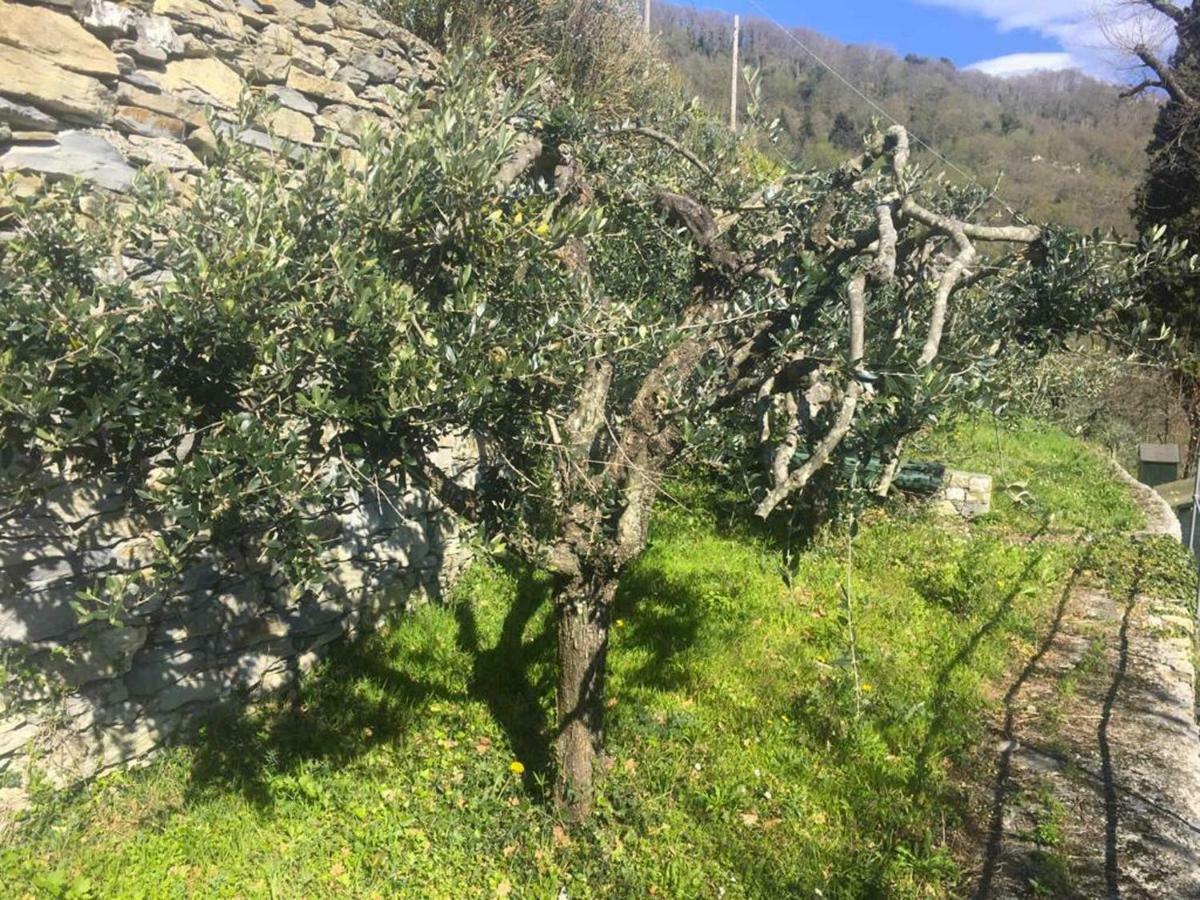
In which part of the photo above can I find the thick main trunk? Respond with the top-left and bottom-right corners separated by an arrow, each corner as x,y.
553,577 -> 614,822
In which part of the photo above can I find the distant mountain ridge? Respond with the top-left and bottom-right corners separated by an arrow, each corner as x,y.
654,3 -> 1158,234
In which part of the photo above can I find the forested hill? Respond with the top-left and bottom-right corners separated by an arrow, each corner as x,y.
654,3 -> 1160,234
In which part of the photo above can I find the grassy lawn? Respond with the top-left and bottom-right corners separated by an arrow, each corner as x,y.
1,419 -> 1189,899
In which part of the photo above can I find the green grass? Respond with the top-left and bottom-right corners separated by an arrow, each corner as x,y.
0,419 -> 1190,899
910,416 -> 1145,535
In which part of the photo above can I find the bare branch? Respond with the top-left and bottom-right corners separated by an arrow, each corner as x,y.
754,382 -> 864,518
901,198 -> 1041,243
1121,78 -> 1167,98
873,202 -> 899,279
847,272 -> 867,366
884,125 -> 910,182
563,360 -> 614,470
874,442 -> 904,497
1134,43 -> 1196,106
497,136 -> 545,187
601,125 -> 715,180
919,229 -> 975,366
1144,0 -> 1187,24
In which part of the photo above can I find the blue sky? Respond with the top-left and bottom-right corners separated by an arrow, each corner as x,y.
676,0 -> 1173,79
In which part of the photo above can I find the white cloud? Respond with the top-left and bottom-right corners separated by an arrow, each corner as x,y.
915,0 -> 1093,34
915,0 -> 1184,79
966,51 -> 1080,77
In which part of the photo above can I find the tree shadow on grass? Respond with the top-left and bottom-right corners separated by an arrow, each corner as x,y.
971,552 -> 1083,899
910,536 -> 1055,791
452,560 -> 556,797
183,631 -> 459,808
181,530 -> 736,810
183,560 -> 562,808
611,563 -> 709,695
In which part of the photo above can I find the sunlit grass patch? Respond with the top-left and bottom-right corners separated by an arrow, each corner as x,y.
0,421 -> 1175,898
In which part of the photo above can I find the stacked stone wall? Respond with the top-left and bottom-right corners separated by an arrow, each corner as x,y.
0,0 -> 441,205
931,469 -> 993,519
1,473 -> 470,791
0,0 -> 472,805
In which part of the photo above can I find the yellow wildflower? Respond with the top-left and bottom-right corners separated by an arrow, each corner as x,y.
509,761 -> 525,775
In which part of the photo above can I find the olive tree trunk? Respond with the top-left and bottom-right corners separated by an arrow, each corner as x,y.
553,576 -> 615,822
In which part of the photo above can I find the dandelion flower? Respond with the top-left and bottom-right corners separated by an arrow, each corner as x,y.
509,761 -> 525,775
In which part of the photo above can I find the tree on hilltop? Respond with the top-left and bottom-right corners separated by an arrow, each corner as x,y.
1109,0 -> 1200,468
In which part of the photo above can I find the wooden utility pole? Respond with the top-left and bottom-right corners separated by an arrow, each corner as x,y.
643,0 -> 650,35
730,15 -> 740,132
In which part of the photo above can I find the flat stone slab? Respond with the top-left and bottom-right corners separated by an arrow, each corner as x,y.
0,129 -> 136,191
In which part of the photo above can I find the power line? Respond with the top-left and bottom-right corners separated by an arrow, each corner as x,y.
740,0 -> 1034,225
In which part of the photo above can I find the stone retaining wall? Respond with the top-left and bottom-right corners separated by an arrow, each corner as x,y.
930,468 -> 992,519
0,0 -> 475,804
0,0 -> 441,206
0,469 -> 471,793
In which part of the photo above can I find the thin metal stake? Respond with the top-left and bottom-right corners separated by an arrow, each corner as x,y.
730,15 -> 740,133
1191,445 -> 1200,620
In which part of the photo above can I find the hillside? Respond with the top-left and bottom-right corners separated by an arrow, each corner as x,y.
654,3 -> 1160,234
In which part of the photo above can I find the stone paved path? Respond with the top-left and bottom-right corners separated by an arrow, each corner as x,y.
969,471 -> 1200,899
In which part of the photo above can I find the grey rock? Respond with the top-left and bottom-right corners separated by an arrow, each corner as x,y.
264,84 -> 317,115
115,37 -> 166,66
136,14 -> 185,59
287,595 -> 345,634
42,479 -> 125,524
231,646 -> 292,687
179,33 -> 213,59
155,674 -> 223,712
0,98 -> 59,132
332,65 -> 368,91
178,562 -> 220,594
0,583 -> 81,642
35,625 -> 149,688
0,718 -> 40,758
23,556 -> 78,586
122,71 -> 164,93
349,50 -> 398,84
120,133 -> 203,171
165,600 -> 225,639
76,0 -> 140,38
113,50 -> 140,73
229,126 -> 306,162
125,647 -> 206,695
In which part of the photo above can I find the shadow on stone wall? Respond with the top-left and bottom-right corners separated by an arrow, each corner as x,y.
1,473 -> 468,796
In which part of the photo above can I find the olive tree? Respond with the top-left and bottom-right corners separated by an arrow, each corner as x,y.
433,115 -> 1149,818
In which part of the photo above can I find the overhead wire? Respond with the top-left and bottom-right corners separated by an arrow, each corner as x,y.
734,0 -> 1036,225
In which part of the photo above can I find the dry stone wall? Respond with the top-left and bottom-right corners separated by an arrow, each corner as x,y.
1,471 -> 471,790
930,469 -> 992,519
0,0 -> 441,202
0,0 -> 474,803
